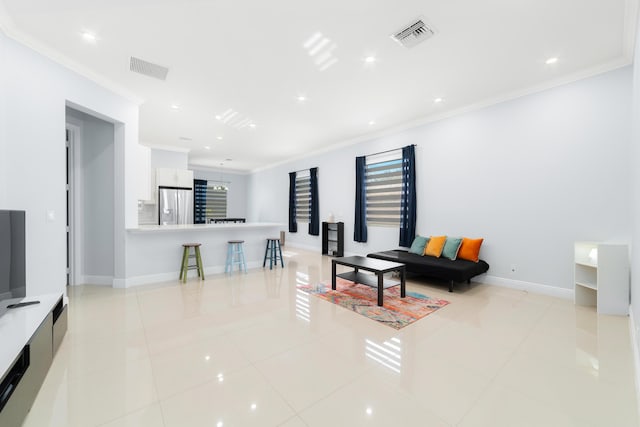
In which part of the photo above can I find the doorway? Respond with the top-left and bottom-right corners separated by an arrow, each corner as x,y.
65,107 -> 116,287
65,124 -> 79,286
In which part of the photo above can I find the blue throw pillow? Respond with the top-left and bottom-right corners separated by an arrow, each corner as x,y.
442,237 -> 463,260
408,236 -> 430,255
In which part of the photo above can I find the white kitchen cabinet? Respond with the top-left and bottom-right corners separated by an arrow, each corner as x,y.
176,169 -> 194,188
574,242 -> 629,315
156,168 -> 194,189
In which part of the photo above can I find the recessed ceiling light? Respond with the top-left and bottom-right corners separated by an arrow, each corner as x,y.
434,97 -> 443,104
204,146 -> 211,150
368,120 -> 376,126
364,56 -> 376,63
81,31 -> 97,43
171,104 -> 180,110
297,95 -> 307,102
249,123 -> 256,128
545,57 -> 558,65
215,115 -> 221,120
216,136 -> 223,140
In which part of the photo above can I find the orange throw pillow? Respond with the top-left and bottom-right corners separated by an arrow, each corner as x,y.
458,238 -> 484,262
424,235 -> 447,257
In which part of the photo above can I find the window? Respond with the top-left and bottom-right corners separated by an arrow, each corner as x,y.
365,152 -> 402,226
295,171 -> 311,223
194,179 -> 228,224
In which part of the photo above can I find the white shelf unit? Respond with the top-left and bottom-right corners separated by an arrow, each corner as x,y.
574,242 -> 629,315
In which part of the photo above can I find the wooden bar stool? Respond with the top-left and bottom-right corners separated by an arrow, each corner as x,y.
180,243 -> 204,283
262,238 -> 284,270
225,240 -> 247,274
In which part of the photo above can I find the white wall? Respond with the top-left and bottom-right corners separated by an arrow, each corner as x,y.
248,66 -> 633,293
0,30 -> 139,296
0,33 -> 6,205
150,148 -> 188,170
66,108 -> 115,282
630,7 -> 640,379
192,168 -> 248,218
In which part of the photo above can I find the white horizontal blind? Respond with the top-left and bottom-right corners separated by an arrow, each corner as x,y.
205,185 -> 227,220
366,151 -> 402,226
296,171 -> 311,223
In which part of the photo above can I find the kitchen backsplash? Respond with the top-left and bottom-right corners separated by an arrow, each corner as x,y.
138,202 -> 157,225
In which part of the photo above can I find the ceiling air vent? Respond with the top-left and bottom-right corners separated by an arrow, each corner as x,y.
390,19 -> 435,48
129,56 -> 169,81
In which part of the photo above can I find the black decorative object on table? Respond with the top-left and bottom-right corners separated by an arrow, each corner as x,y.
6,301 -> 40,309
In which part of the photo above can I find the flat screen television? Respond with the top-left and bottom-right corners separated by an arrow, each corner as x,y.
0,210 -> 26,302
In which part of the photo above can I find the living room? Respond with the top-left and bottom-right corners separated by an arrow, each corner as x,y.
1,1 -> 640,426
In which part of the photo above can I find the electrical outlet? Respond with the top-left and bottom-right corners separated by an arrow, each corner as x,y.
510,265 -> 517,273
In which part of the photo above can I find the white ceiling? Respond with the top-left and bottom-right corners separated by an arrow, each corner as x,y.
1,0 -> 637,172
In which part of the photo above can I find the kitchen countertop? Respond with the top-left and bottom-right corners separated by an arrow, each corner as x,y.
127,222 -> 284,233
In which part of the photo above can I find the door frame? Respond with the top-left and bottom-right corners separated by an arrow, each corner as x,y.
65,122 -> 82,286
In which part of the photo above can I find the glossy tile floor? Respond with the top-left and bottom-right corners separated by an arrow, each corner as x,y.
23,249 -> 639,427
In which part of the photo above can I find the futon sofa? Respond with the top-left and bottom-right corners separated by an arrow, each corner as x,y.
367,250 -> 489,292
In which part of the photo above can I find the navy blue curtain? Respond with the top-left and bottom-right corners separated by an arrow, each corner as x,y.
288,172 -> 298,233
399,145 -> 416,247
193,179 -> 208,224
354,156 -> 368,242
309,167 -> 319,236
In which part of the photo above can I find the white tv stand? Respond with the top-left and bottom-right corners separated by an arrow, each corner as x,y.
0,294 -> 67,426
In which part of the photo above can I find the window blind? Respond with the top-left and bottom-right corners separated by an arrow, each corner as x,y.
205,185 -> 228,220
295,172 -> 311,223
365,154 -> 402,226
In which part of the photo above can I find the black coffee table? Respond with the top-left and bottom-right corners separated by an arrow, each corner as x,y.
331,256 -> 406,306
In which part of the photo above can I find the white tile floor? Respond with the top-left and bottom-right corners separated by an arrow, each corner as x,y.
22,249 -> 639,426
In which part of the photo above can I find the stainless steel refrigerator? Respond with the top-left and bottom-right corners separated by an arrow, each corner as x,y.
158,187 -> 193,225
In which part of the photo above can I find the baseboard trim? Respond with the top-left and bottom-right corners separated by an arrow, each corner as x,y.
76,275 -> 113,286
629,305 -> 640,415
479,274 -> 573,299
284,242 -> 319,253
118,261 -> 265,288
285,242 -> 358,258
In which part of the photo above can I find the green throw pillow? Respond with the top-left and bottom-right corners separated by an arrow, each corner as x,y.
408,236 -> 430,255
442,237 -> 463,260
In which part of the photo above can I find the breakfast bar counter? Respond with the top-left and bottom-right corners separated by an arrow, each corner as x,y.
123,222 -> 285,288
128,222 -> 283,233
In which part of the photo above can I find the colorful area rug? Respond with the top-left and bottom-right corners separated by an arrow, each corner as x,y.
298,278 -> 450,329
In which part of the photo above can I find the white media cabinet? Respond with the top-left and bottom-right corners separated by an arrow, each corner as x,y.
0,294 -> 67,426
574,242 -> 629,315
